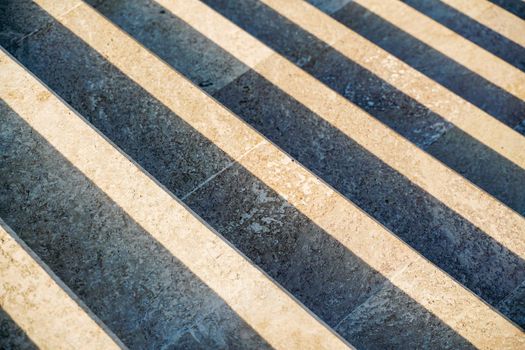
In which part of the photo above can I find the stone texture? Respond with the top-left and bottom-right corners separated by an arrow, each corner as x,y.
488,0 -> 525,19
214,67 -> 525,306
0,101 -> 270,350
0,219 -> 122,349
2,0 -> 525,348
0,308 -> 38,350
1,48 -> 351,350
498,280 -> 525,329
426,127 -> 525,215
85,0 -> 252,94
401,0 -> 525,71
332,0 -> 525,127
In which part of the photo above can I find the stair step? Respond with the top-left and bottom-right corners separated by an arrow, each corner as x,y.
161,0 -> 525,312
464,0 -> 525,46
1,0 -> 523,348
256,0 -> 525,215
0,50 -> 350,349
0,219 -> 124,350
351,0 -> 525,101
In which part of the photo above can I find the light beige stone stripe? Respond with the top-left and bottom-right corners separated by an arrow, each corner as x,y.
352,0 -> 525,100
29,1 -> 525,347
258,0 -> 525,169
157,0 -> 525,260
0,219 -> 125,350
442,0 -> 525,48
0,48 -> 351,350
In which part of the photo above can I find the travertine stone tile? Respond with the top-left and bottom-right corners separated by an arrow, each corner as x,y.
336,257 -> 525,349
184,153 -> 393,326
488,0 -> 525,19
442,0 -> 525,48
0,4 -> 238,199
260,0 -> 525,176
0,219 -> 124,350
0,51 -> 350,350
351,0 -> 525,100
6,0 -> 524,347
199,0 -> 330,67
214,68 -> 525,305
0,0 -> 78,48
305,0 -> 352,14
85,0 -> 254,94
332,1 -> 525,127
427,127 -> 525,214
399,0 -> 525,72
498,280 -> 525,328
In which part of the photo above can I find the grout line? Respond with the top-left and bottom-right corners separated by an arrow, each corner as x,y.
180,141 -> 267,201
332,259 -> 413,330
8,2 -> 82,49
497,278 -> 525,308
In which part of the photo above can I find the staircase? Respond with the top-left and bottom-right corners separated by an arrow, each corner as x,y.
1,0 -> 524,349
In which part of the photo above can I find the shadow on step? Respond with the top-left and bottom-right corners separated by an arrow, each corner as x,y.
0,307 -> 38,350
1,0 -> 522,337
0,95 -> 473,350
0,100 -> 272,350
0,7 -> 478,350
399,0 -> 525,72
67,0 -> 525,323
327,1 -> 525,129
202,0 -> 525,216
487,0 -> 525,19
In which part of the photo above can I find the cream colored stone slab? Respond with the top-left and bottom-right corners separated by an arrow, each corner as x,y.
240,144 -> 525,348
388,257 -> 525,349
0,219 -> 125,350
352,0 -> 525,100
259,0 -> 525,170
237,0 -> 525,260
336,256 -> 525,349
0,50 -> 351,350
443,0 -> 525,48
26,1 -> 525,346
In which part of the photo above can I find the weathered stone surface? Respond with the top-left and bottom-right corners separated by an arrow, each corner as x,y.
2,0 -> 525,348
0,101 -> 271,350
0,5 -> 233,199
426,127 -> 525,215
0,219 -> 123,349
85,0 -> 251,94
332,1 -> 525,127
1,51 -> 354,349
498,280 -> 525,329
400,0 -> 525,71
